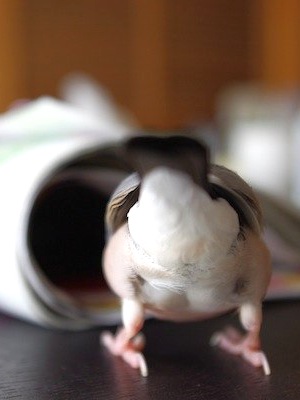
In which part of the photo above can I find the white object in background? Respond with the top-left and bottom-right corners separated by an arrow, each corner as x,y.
228,120 -> 291,198
0,96 -> 132,139
60,72 -> 139,133
291,114 -> 300,207
218,85 -> 297,200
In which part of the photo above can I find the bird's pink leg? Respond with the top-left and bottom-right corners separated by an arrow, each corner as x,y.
100,299 -> 148,376
210,303 -> 271,375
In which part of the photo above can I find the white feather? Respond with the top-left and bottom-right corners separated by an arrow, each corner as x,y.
128,167 -> 239,270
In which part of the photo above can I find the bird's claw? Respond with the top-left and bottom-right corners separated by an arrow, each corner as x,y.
100,330 -> 148,377
210,327 -> 271,375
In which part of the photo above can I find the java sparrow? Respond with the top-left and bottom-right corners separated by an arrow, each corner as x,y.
101,135 -> 271,377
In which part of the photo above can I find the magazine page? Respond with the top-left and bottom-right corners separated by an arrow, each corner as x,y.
262,193 -> 300,300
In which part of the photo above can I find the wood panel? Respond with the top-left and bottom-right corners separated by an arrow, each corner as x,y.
0,1 -> 27,110
24,0 -> 252,128
166,0 -> 252,125
250,0 -> 300,89
129,0 -> 169,128
26,0 -> 133,109
4,1 -> 293,126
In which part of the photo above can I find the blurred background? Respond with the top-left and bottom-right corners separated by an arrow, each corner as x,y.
1,0 -> 300,204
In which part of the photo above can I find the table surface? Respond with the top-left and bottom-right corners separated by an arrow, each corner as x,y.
0,300 -> 299,400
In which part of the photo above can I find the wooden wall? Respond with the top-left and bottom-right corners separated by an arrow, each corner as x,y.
0,1 -> 299,128
251,0 -> 300,89
0,1 -> 27,108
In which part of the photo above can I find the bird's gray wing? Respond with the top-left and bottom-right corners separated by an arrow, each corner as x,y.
105,172 -> 140,235
209,164 -> 263,234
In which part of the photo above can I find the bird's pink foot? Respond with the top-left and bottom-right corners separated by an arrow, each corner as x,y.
210,326 -> 270,375
101,328 -> 148,377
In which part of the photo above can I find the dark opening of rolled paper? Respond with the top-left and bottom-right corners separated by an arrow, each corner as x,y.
26,165 -> 129,325
29,181 -> 106,287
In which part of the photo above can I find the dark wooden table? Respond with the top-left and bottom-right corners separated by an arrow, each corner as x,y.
0,300 -> 299,399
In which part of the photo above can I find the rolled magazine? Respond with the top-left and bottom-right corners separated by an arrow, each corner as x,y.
0,97 -> 133,329
261,193 -> 300,300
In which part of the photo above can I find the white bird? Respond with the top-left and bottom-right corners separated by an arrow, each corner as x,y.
101,135 -> 271,377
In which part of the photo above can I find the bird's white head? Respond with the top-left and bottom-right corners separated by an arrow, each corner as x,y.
127,167 -> 239,267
